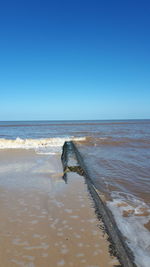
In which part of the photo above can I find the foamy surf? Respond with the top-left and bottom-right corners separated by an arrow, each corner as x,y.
0,137 -> 86,154
107,192 -> 150,267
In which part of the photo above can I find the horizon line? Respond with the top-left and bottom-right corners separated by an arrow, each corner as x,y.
0,118 -> 150,122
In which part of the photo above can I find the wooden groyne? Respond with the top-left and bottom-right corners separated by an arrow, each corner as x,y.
61,141 -> 137,267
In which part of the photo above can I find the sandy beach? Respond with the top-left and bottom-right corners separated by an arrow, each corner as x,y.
0,149 -> 119,267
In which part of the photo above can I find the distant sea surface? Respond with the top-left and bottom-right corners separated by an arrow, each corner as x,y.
0,120 -> 150,267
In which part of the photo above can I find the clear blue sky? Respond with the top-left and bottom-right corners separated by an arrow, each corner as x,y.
0,0 -> 150,120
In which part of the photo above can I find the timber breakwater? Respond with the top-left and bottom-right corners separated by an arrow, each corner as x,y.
61,141 -> 137,267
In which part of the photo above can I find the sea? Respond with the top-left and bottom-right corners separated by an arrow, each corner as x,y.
0,120 -> 150,267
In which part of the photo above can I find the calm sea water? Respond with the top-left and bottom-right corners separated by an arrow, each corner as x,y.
0,120 -> 150,266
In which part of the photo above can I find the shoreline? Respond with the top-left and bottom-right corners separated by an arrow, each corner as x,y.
0,149 -> 119,266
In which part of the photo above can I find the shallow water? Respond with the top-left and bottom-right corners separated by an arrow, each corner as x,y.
0,120 -> 150,266
0,150 -> 118,267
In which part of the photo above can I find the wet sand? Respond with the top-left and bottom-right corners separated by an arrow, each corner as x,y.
0,150 -> 119,267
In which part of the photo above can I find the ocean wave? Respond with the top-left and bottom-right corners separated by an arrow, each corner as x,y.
0,137 -> 86,151
107,192 -> 150,267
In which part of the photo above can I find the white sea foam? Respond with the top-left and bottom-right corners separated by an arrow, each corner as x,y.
107,192 -> 150,267
0,136 -> 86,154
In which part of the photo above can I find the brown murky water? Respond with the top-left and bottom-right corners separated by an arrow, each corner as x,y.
0,150 -> 119,267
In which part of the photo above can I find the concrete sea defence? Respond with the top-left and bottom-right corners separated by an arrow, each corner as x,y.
61,141 -> 137,267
